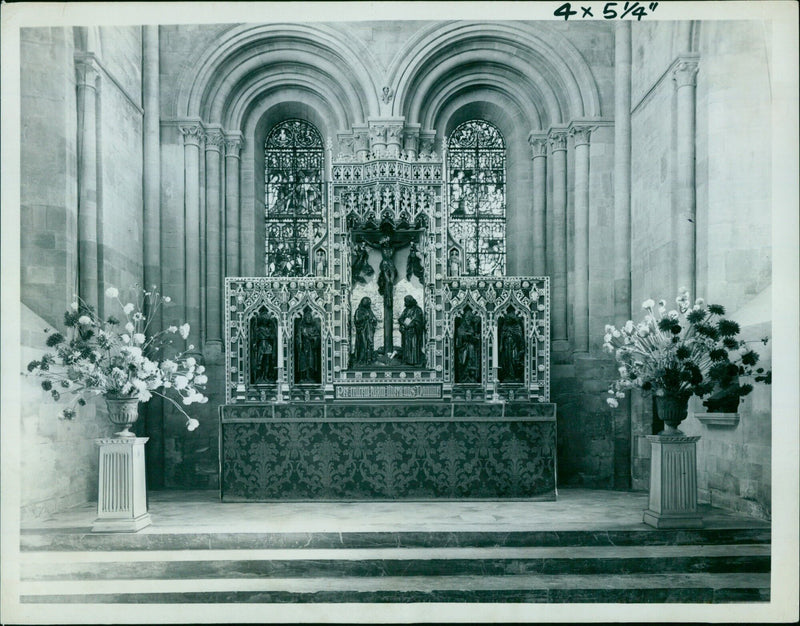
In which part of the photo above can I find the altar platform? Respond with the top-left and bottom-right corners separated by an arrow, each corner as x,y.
17,489 -> 770,606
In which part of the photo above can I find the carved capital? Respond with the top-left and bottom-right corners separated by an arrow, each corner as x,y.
527,133 -> 548,159
569,125 -> 592,147
369,124 -> 386,144
224,133 -> 243,159
353,129 -> 369,152
74,53 -> 101,89
548,130 -> 568,153
385,123 -> 403,144
419,130 -> 436,156
178,122 -> 204,147
673,58 -> 699,89
204,128 -> 224,152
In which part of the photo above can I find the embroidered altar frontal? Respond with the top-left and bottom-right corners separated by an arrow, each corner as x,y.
220,402 -> 557,501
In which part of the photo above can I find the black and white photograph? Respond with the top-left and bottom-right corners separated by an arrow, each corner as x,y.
1,1 -> 797,623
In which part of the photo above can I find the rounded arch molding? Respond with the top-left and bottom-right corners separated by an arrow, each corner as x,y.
176,23 -> 383,128
389,21 -> 603,127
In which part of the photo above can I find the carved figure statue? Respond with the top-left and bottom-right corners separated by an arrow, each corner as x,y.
406,242 -> 425,283
351,241 -> 374,285
250,311 -> 277,384
498,309 -> 525,383
295,308 -> 321,384
315,249 -> 327,276
363,235 -> 412,355
448,248 -> 461,277
352,297 -> 377,366
455,309 -> 481,383
398,295 -> 425,367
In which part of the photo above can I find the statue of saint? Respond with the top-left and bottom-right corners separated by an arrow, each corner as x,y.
352,297 -> 377,366
295,308 -> 321,384
448,248 -> 461,277
315,249 -> 327,276
498,309 -> 525,383
398,295 -> 425,367
406,242 -> 425,283
455,309 -> 481,383
351,241 -> 374,285
363,235 -> 410,308
250,311 -> 277,384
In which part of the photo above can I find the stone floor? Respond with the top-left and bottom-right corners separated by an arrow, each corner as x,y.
22,487 -> 769,534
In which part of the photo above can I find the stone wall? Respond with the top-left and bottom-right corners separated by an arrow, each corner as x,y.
629,21 -> 772,508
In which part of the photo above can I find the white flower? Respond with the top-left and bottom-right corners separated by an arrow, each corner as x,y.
624,320 -> 635,333
168,326 -> 178,333
70,301 -> 79,311
602,343 -> 614,354
603,333 -> 612,343
133,333 -> 146,345
161,360 -> 178,374
606,397 -> 619,408
185,357 -> 196,367
125,322 -> 135,333
133,312 -> 145,321
164,296 -> 171,303
196,365 -> 205,374
186,418 -> 200,431
174,375 -> 189,390
668,310 -> 679,320
182,396 -> 192,405
615,392 -> 626,399
123,303 -> 135,315
78,315 -> 92,325
179,323 -> 190,339
141,359 -> 158,374
604,324 -> 614,334
695,298 -> 705,307
194,374 -> 208,385
105,287 -> 119,298
618,366 -> 628,377
642,299 -> 655,310
123,346 -> 143,359
612,330 -> 621,338
122,334 -> 131,344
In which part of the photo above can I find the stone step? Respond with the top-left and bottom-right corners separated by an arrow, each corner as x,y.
20,527 -> 771,552
21,544 -> 770,580
19,572 -> 770,604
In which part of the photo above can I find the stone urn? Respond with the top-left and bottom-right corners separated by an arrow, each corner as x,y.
104,394 -> 140,437
654,394 -> 690,435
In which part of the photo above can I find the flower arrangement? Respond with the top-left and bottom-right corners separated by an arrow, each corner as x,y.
25,286 -> 208,430
603,289 -> 770,411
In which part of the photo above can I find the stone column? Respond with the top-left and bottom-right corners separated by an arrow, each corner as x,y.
75,53 -> 101,311
549,130 -> 568,344
614,22 -> 632,326
179,122 -> 203,353
224,132 -> 243,277
142,27 -> 161,301
673,57 -> 700,298
571,125 -> 592,354
369,124 -> 386,157
353,126 -> 369,161
204,127 -> 224,351
528,133 -> 548,277
419,130 -> 436,158
385,123 -> 403,158
403,124 -> 420,159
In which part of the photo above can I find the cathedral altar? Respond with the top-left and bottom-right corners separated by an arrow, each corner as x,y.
220,133 -> 556,500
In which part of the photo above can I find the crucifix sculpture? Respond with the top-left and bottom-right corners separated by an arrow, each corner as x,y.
361,235 -> 411,356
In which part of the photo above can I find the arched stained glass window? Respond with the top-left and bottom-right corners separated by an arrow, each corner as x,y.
264,119 -> 325,276
447,120 -> 506,276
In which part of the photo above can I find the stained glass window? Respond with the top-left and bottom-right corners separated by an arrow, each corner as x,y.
447,120 -> 506,276
264,120 -> 325,276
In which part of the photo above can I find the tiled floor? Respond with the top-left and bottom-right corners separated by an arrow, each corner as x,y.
23,488 -> 769,534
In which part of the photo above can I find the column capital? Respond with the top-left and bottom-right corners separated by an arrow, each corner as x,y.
672,57 -> 700,89
527,133 -> 548,159
74,52 -> 102,89
178,121 -> 204,147
569,125 -> 593,147
224,131 -> 243,158
548,129 -> 568,153
204,127 -> 225,152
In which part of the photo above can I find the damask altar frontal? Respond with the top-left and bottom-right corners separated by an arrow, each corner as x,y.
220,402 -> 556,501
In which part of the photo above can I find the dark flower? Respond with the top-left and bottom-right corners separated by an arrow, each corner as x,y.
658,318 -> 675,332
671,325 -> 682,335
710,348 -> 728,362
723,337 -> 739,350
741,350 -> 759,366
708,304 -> 726,315
642,381 -> 652,391
64,311 -> 79,327
61,409 -> 76,420
695,323 -> 718,339
27,360 -> 40,372
78,398 -> 86,406
687,309 -> 705,323
739,383 -> 753,396
672,336 -> 679,344
41,380 -> 52,391
45,332 -> 65,347
717,319 -> 740,337
50,390 -> 60,401
676,346 -> 690,360
106,316 -> 120,325
60,380 -> 70,388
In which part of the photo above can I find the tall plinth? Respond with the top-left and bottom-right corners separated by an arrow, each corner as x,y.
92,437 -> 151,532
643,434 -> 703,529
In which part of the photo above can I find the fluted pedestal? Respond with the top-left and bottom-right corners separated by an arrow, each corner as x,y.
92,437 -> 151,532
643,435 -> 703,528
